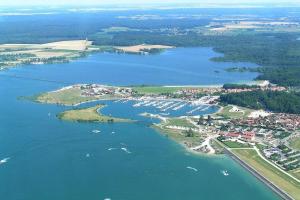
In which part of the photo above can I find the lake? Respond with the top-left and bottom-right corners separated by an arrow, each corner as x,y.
0,48 -> 280,200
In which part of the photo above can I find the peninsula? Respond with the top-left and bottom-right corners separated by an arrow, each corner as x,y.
0,41 -> 174,70
34,82 -> 300,200
58,104 -> 132,123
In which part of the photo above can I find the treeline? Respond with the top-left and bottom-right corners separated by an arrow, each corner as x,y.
94,31 -> 300,87
2,10 -> 300,87
255,67 -> 300,87
0,53 -> 35,62
223,83 -> 259,90
220,90 -> 300,114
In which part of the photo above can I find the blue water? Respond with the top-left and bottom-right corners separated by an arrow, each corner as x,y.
0,48 -> 280,200
3,47 -> 258,86
99,100 -> 219,121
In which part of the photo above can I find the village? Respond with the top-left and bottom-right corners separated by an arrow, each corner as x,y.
37,82 -> 300,175
212,112 -> 300,172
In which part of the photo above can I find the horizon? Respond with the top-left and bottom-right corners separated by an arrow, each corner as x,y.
1,0 -> 300,7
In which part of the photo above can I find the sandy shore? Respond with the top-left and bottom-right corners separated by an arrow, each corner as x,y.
115,44 -> 174,53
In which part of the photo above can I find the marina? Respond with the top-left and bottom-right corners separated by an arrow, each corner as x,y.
0,47 -> 278,200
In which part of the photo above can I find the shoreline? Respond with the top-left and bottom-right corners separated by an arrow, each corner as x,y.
225,149 -> 294,200
152,123 -> 222,157
57,104 -> 133,123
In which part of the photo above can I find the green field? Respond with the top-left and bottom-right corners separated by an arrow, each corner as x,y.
132,86 -> 184,94
216,105 -> 253,119
154,117 -> 203,148
232,149 -> 300,200
36,88 -> 99,106
166,118 -> 197,128
58,104 -> 132,123
154,125 -> 203,148
290,137 -> 300,150
222,141 -> 250,148
290,169 -> 300,180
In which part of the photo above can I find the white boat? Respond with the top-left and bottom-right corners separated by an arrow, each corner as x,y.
160,113 -> 170,116
221,170 -> 229,176
133,102 -> 142,107
201,105 -> 211,111
187,105 -> 204,114
144,101 -> 156,106
154,101 -> 166,107
92,129 -> 101,134
173,103 -> 187,111
161,102 -> 181,111
157,101 -> 173,109
137,100 -> 149,107
0,157 -> 10,165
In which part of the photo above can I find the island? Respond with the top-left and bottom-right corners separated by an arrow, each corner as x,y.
114,44 -> 174,54
58,104 -> 132,123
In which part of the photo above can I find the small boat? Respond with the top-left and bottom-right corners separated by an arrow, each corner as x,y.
221,170 -> 229,176
160,113 -> 170,116
92,129 -> 101,134
0,157 -> 10,165
86,153 -> 90,157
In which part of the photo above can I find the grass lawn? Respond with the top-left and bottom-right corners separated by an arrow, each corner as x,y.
289,137 -> 300,150
37,88 -> 98,105
58,104 -> 131,123
132,86 -> 184,94
232,149 -> 300,200
154,117 -> 203,147
222,140 -> 250,148
216,105 -> 253,119
290,168 -> 300,180
166,118 -> 197,128
154,125 -> 203,147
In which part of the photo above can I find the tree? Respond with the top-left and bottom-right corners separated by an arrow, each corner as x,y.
185,128 -> 194,137
197,116 -> 204,125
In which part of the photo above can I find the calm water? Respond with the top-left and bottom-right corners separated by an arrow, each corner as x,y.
2,47 -> 258,85
0,48 -> 280,200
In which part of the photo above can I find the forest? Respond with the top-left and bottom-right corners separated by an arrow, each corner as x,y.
220,90 -> 300,114
1,8 -> 300,87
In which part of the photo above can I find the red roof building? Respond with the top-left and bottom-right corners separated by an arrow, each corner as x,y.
226,132 -> 240,138
242,132 -> 255,141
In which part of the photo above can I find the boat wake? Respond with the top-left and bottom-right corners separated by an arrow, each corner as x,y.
0,157 -> 10,165
121,147 -> 131,154
186,166 -> 198,172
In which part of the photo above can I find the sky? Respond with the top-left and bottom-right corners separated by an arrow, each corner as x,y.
0,0 -> 300,6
